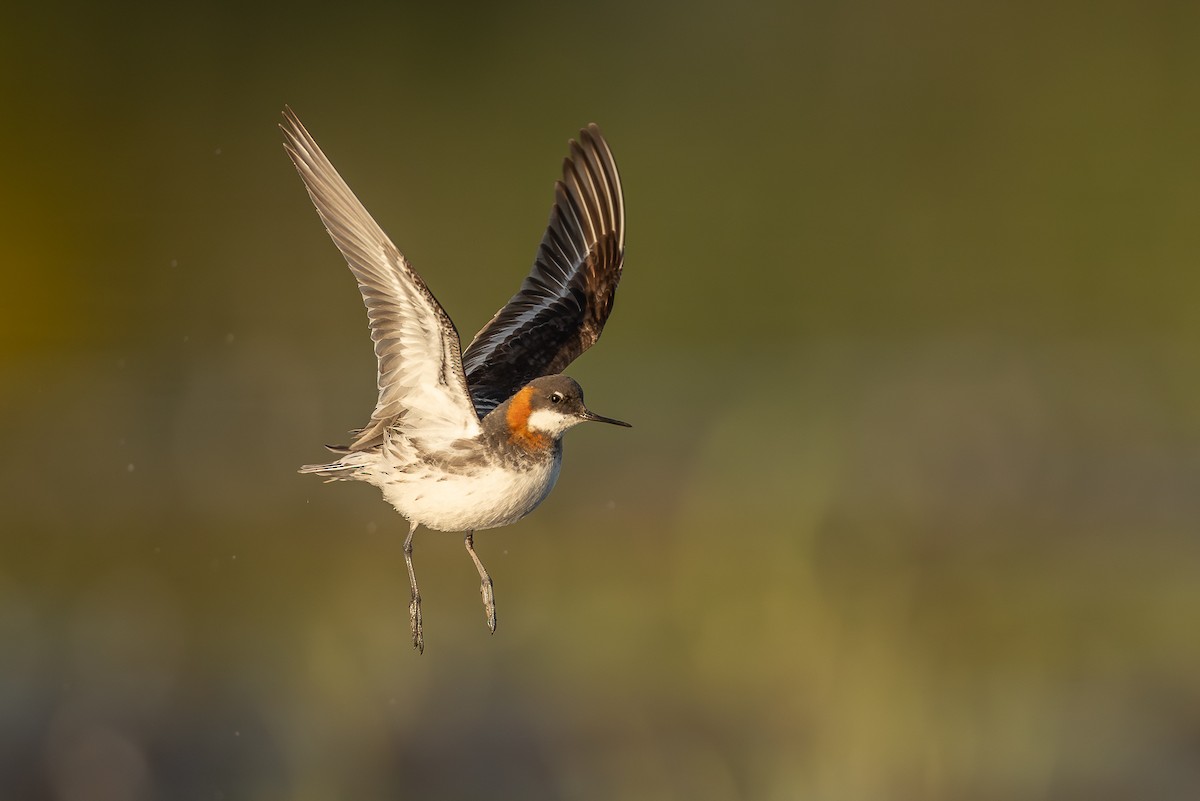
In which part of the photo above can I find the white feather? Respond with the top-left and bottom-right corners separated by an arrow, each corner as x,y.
526,408 -> 580,438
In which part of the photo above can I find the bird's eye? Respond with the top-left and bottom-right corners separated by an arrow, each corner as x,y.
550,392 -> 563,404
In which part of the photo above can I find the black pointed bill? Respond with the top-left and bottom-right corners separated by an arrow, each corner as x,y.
579,409 -> 632,427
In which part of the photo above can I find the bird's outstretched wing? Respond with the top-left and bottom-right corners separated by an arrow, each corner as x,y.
461,124 -> 625,416
282,107 -> 482,451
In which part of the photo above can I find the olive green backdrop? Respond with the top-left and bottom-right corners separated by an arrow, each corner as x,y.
3,1 -> 1200,799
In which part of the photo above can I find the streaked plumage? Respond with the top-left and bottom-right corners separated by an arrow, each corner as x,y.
282,108 -> 628,652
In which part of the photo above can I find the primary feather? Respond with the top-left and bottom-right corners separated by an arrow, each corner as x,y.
281,107 -> 482,452
462,124 -> 625,416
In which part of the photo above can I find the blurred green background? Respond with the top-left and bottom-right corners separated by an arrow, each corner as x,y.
3,0 -> 1200,799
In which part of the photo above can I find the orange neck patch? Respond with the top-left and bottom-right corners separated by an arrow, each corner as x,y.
506,387 -> 552,452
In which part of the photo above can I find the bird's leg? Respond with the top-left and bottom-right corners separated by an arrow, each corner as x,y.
464,531 -> 496,633
403,522 -> 423,654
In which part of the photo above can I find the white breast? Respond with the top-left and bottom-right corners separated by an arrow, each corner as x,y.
378,452 -> 563,532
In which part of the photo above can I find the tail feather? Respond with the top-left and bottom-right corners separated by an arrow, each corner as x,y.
300,433 -> 384,482
298,456 -> 361,481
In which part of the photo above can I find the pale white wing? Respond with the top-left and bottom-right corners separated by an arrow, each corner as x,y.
282,107 -> 481,450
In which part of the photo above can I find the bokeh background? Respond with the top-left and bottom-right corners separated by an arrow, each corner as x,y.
3,1 -> 1200,799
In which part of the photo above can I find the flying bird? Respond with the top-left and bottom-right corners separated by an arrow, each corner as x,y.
282,108 -> 628,652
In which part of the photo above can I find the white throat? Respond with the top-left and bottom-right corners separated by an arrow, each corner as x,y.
526,408 -> 579,438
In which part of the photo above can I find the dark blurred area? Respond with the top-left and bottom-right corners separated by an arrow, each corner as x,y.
3,1 -> 1200,799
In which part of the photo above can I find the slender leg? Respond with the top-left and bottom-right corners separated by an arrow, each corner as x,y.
464,531 -> 496,633
403,521 -> 423,654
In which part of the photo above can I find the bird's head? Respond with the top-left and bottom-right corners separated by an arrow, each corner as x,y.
503,375 -> 630,450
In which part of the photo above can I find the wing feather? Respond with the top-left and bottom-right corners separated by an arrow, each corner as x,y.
461,124 -> 625,415
281,107 -> 481,450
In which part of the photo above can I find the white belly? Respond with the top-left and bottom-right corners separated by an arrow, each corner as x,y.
378,454 -> 562,532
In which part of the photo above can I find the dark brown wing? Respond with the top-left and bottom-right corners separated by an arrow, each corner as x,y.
461,124 -> 625,415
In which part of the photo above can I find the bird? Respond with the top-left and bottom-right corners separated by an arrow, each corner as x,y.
281,107 -> 629,653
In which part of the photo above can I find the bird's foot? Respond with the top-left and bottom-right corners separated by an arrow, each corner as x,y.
480,578 -> 496,634
409,595 -> 424,654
